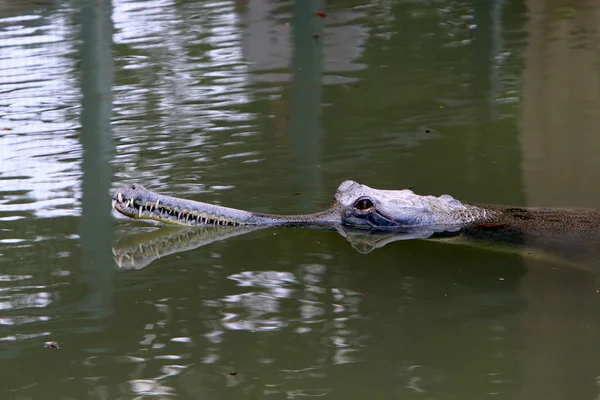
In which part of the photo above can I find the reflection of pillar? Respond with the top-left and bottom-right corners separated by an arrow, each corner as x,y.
290,0 -> 324,204
466,0 -> 511,191
78,0 -> 115,319
473,0 -> 503,118
521,1 -> 600,208
466,0 -> 495,187
518,1 -> 600,399
517,266 -> 598,400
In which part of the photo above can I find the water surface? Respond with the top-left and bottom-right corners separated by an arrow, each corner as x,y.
2,0 -> 600,398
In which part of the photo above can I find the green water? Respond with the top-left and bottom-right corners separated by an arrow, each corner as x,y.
2,0 -> 600,398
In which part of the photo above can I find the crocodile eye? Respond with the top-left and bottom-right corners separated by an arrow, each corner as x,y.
354,197 -> 374,212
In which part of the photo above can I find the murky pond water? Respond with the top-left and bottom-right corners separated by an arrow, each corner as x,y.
3,0 -> 600,398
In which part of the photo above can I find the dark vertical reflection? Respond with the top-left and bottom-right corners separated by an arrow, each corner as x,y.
518,0 -> 600,398
78,0 -> 115,319
472,0 -> 495,118
290,0 -> 324,204
464,0 -> 495,188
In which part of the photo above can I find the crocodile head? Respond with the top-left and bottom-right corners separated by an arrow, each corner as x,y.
112,180 -> 493,230
333,180 -> 491,230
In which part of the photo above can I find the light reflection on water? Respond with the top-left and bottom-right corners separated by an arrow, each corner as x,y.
111,0 -> 263,197
106,247 -> 371,398
0,7 -> 81,217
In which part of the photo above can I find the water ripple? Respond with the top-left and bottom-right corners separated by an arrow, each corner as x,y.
0,0 -> 528,398
0,5 -> 80,219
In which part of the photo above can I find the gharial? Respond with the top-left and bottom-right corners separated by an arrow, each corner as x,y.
111,180 -> 600,265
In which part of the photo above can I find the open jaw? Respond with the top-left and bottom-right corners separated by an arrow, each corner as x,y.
111,184 -> 255,226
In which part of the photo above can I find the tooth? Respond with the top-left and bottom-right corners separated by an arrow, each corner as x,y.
118,193 -> 123,202
178,211 -> 182,220
116,257 -> 123,268
139,244 -> 143,252
138,207 -> 143,218
112,248 -> 117,256
125,199 -> 131,208
155,200 -> 160,209
111,199 -> 117,209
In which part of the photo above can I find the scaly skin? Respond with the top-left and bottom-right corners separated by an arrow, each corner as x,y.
111,181 -> 600,266
111,181 -> 495,231
111,180 -> 600,245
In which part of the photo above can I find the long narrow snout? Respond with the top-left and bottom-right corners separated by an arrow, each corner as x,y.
111,184 -> 341,227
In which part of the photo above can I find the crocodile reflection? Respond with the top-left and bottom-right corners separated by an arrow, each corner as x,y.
113,224 -> 597,271
112,226 -> 439,270
113,226 -> 263,270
